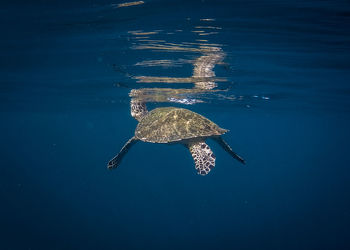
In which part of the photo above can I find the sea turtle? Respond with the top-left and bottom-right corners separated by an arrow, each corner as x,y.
107,105 -> 245,175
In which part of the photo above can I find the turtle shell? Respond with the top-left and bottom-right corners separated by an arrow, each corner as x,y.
135,107 -> 227,143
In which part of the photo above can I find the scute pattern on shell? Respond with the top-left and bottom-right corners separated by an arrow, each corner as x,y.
135,107 -> 227,143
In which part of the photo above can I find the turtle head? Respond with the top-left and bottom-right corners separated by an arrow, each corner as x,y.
130,99 -> 148,121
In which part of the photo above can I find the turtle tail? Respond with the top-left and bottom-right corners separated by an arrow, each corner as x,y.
107,137 -> 138,170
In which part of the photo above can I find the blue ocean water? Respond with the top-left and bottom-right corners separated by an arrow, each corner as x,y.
1,0 -> 350,249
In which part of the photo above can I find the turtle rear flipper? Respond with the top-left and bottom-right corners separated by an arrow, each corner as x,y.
108,137 -> 138,170
213,137 -> 245,165
188,141 -> 216,176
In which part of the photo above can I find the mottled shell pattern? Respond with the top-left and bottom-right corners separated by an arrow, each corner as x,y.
135,107 -> 227,143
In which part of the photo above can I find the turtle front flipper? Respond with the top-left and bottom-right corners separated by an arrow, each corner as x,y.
188,141 -> 216,176
213,137 -> 245,165
107,137 -> 138,170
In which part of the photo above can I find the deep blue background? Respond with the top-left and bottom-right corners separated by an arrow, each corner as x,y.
1,1 -> 350,249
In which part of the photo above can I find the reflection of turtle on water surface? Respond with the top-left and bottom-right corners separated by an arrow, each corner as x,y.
107,104 -> 245,175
